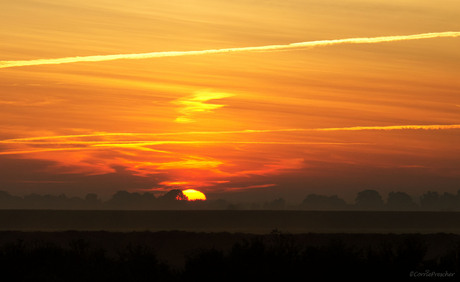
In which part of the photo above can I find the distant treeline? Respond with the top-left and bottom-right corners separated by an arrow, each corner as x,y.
300,190 -> 460,211
1,189 -> 460,210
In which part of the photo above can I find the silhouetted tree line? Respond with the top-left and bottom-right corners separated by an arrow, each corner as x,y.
1,189 -> 460,210
0,231 -> 458,281
0,189 -> 194,210
299,189 -> 460,211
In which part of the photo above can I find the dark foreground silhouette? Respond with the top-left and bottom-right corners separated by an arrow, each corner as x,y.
0,231 -> 458,281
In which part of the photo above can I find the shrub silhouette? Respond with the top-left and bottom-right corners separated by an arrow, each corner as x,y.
0,239 -> 173,282
182,233 -> 457,282
0,232 -> 458,281
183,248 -> 226,281
116,244 -> 172,282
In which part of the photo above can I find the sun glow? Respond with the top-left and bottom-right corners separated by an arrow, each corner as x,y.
182,189 -> 207,201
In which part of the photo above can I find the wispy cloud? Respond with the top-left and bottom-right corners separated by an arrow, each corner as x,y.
311,124 -> 460,131
0,99 -> 62,106
1,123 -> 459,146
1,123 -> 458,188
2,121 -> 457,177
222,183 -> 277,192
0,147 -> 89,156
173,91 -> 234,123
1,32 -> 459,69
233,158 -> 306,177
0,141 -> 362,156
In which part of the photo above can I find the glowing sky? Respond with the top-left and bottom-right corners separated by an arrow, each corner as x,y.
1,0 -> 459,201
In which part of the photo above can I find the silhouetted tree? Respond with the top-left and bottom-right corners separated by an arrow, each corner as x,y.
161,189 -> 187,201
420,191 -> 440,210
301,194 -> 348,210
156,189 -> 188,209
355,190 -> 384,210
420,190 -> 460,211
386,192 -> 418,211
106,191 -> 145,209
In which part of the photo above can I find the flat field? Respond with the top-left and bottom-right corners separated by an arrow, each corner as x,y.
1,210 -> 460,233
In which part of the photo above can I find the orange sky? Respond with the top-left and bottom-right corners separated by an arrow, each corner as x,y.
1,0 -> 459,201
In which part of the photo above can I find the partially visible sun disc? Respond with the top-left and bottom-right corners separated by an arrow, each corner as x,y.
182,189 -> 207,201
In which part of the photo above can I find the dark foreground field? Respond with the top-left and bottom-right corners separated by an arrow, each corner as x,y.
1,211 -> 460,281
0,231 -> 459,281
2,210 -> 460,233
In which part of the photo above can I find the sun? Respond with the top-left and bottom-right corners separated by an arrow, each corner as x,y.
182,189 -> 207,201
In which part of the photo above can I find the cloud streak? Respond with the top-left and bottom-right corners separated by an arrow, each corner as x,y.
0,124 -> 458,156
1,32 -> 459,69
1,124 -> 459,145
174,91 -> 234,123
0,141 -> 363,156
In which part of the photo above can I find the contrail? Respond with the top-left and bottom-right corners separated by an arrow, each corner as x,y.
1,124 -> 459,144
1,31 -> 459,69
